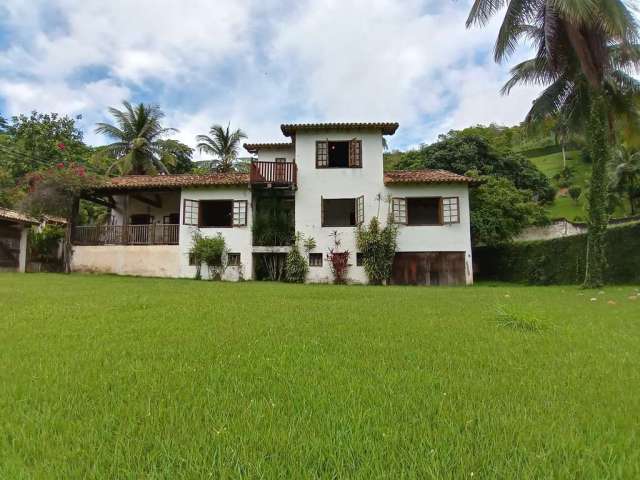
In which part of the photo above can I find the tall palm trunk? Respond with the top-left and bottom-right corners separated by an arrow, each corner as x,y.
583,93 -> 609,288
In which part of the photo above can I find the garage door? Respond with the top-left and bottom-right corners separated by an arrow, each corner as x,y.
392,252 -> 466,286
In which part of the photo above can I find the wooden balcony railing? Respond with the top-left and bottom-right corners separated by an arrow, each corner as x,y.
250,161 -> 297,186
73,224 -> 179,246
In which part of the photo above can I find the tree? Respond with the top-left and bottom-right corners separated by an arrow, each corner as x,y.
467,0 -> 640,287
611,147 -> 640,214
554,115 -> 571,169
470,176 -> 547,246
155,139 -> 194,174
568,186 -> 582,205
356,216 -> 398,285
196,123 -> 247,173
95,102 -> 178,175
396,134 -> 555,202
0,112 -> 90,180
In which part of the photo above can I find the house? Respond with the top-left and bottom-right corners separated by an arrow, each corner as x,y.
71,122 -> 475,285
0,207 -> 38,273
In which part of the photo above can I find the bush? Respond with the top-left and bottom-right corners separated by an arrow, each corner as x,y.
190,232 -> 228,280
568,186 -> 582,203
285,234 -> 308,283
28,225 -> 65,263
474,222 -> 640,284
326,230 -> 350,284
356,217 -> 398,285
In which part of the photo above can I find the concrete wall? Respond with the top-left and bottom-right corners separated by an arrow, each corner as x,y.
178,186 -> 253,281
71,245 -> 181,277
293,129 -> 473,284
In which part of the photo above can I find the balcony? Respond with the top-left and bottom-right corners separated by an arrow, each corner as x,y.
73,224 -> 179,246
250,161 -> 297,188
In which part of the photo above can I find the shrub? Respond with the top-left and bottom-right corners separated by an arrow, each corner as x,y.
285,234 -> 308,283
474,222 -> 640,284
568,186 -> 582,204
28,225 -> 65,263
356,216 -> 398,285
326,230 -> 350,284
190,232 -> 228,280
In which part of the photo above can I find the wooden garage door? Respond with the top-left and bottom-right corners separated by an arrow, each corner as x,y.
392,252 -> 465,286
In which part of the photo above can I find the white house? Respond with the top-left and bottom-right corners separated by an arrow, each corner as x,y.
71,122 -> 475,285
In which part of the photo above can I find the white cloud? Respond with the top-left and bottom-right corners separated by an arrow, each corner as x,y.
0,0 -> 541,151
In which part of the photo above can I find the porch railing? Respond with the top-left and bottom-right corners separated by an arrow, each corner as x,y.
250,161 -> 297,186
73,224 -> 179,246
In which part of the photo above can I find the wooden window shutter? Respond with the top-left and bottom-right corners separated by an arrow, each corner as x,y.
356,195 -> 365,225
183,199 -> 199,226
442,197 -> 460,224
321,196 -> 325,226
348,139 -> 362,168
391,197 -> 407,224
232,200 -> 248,226
316,141 -> 328,168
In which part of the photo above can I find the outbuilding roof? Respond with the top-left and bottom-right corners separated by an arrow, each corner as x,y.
243,142 -> 294,154
384,169 -> 477,185
92,173 -> 249,192
0,207 -> 39,225
281,122 -> 399,137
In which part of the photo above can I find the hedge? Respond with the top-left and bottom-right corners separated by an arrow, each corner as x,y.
474,222 -> 640,285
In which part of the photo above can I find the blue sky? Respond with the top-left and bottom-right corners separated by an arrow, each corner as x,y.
0,0 -> 541,157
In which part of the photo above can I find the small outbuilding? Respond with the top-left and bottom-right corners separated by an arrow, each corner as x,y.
0,208 -> 38,272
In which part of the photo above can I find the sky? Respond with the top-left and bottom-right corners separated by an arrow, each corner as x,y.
0,0 -> 541,157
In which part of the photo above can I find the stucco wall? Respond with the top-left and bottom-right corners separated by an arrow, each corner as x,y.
256,147 -> 295,163
178,186 -> 253,281
71,245 -> 181,277
293,129 -> 473,284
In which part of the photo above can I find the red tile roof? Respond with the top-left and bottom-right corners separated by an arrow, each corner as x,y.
93,173 -> 249,192
281,122 -> 399,136
0,207 -> 39,225
384,169 -> 477,185
243,142 -> 294,154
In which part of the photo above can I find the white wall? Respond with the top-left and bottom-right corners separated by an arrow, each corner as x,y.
385,183 -> 473,284
256,147 -> 295,163
293,128 -> 472,284
72,245 -> 181,277
18,226 -> 28,273
178,186 -> 253,281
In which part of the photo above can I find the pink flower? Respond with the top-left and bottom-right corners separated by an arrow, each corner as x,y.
57,162 -> 64,169
57,142 -> 66,150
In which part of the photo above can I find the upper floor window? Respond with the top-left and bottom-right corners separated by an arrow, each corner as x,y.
392,197 -> 459,225
316,139 -> 362,168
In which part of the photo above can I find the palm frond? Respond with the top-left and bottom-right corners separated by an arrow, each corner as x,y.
466,0 -> 508,28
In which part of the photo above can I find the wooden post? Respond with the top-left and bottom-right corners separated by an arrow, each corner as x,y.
63,196 -> 80,273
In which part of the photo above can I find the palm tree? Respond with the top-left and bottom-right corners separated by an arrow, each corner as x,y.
196,123 -> 247,173
554,115 -> 571,169
467,0 -> 640,287
611,147 -> 640,214
95,102 -> 177,175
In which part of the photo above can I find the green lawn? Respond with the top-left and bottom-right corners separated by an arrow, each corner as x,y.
1,274 -> 639,479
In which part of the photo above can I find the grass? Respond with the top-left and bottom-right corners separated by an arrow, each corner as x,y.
529,149 -> 630,220
1,274 -> 639,478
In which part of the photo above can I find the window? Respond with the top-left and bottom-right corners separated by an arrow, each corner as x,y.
309,253 -> 323,267
316,139 -> 362,168
392,197 -> 460,226
356,252 -> 364,266
183,199 -> 199,226
182,199 -> 247,227
232,200 -> 248,227
163,213 -> 179,224
407,197 -> 440,225
200,200 -> 233,227
322,196 -> 364,227
227,253 -> 241,266
392,198 -> 407,224
130,214 -> 152,225
442,197 -> 460,224
188,253 -> 198,265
